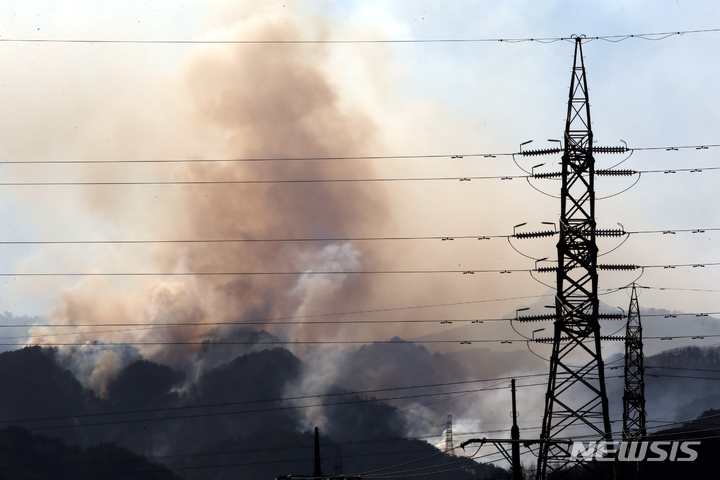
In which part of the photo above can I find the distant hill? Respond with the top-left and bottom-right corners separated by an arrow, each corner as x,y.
0,345 -> 509,479
2,335 -> 720,478
0,426 -> 180,480
603,345 -> 720,424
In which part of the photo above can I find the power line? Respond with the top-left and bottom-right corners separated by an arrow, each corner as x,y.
539,261 -> 720,272
0,152 -> 512,164
630,227 -> 720,235
647,373 -> 720,381
151,293 -> 546,319
0,143 -> 717,165
0,292 -> 552,326
0,380 -> 555,433
3,414 -> 553,480
531,162 -> 720,180
0,175 -> 527,186
11,339 -> 528,347
637,285 -> 720,294
628,143 -> 720,152
0,446 -> 458,479
636,165 -> 720,175
0,409 -> 539,478
47,452 -> 487,480
0,234 -> 507,245
1,225 -> 720,246
5,307 -> 718,332
2,388 -> 702,479
0,316 -> 564,329
642,261 -> 720,269
643,410 -> 720,435
2,159 -> 720,187
0,268 -> 536,276
646,365 -> 720,374
350,447 -> 451,477
6,258 -> 720,276
11,335 -> 713,348
0,372 -> 551,426
357,452 -> 482,479
2,418 -> 548,475
0,28 -> 718,45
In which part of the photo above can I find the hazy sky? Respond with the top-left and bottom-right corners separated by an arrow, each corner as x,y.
0,1 -> 718,360
2,2 -> 720,473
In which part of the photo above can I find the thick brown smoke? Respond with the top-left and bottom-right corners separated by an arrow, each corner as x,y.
28,7 -> 392,391
25,5 -> 526,404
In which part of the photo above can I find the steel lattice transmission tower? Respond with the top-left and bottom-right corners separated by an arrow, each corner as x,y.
536,37 -> 614,479
334,445 -> 344,476
622,284 -> 647,479
445,414 -> 454,454
623,283 -> 646,440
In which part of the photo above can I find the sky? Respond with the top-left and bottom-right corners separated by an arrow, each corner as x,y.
0,0 -> 719,462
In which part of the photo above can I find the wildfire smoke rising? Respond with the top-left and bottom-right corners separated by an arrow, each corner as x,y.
23,6 -> 396,387
17,5 -> 526,430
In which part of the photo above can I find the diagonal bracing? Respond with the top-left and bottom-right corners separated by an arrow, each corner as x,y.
535,36 -> 614,480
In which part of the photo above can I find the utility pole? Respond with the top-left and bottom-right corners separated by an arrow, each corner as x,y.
445,414 -> 454,455
534,36 -> 614,480
622,283 -> 647,479
314,426 -> 322,479
511,379 -> 522,480
276,428 -> 360,480
460,381 -> 571,477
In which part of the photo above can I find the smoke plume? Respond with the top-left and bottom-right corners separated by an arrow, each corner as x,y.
27,5 -> 391,393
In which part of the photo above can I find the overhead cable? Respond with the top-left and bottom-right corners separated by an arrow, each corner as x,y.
0,143 -> 716,165
0,28 -> 718,45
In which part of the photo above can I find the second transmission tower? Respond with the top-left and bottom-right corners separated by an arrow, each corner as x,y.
622,284 -> 646,440
622,283 -> 647,479
445,414 -> 454,454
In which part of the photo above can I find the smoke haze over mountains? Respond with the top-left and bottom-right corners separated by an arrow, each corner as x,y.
2,336 -> 720,477
0,1 -> 719,478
